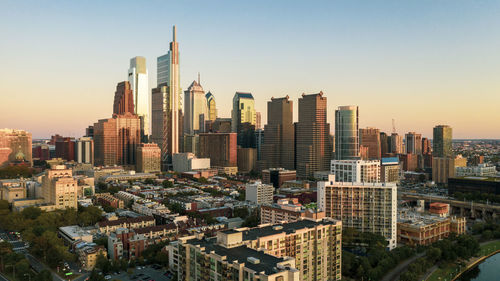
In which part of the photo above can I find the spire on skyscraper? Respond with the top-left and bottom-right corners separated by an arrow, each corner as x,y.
173,25 -> 177,42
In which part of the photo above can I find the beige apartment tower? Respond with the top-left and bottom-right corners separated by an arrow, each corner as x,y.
42,165 -> 78,210
136,143 -> 161,173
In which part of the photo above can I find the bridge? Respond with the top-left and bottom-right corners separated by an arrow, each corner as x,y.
399,193 -> 500,220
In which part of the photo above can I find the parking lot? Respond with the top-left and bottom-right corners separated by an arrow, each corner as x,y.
107,266 -> 173,281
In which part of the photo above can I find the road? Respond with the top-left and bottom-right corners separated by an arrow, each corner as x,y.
380,252 -> 425,281
25,253 -> 65,281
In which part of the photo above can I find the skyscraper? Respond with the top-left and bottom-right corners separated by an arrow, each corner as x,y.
93,113 -> 141,167
295,92 -> 332,178
359,127 -> 381,160
205,91 -> 217,121
422,137 -> 432,155
231,92 -> 256,133
128,56 -> 149,142
433,125 -> 453,158
0,129 -> 32,167
113,81 -> 134,115
76,137 -> 94,165
405,132 -> 422,155
183,79 -> 207,134
152,26 -> 181,168
261,96 -> 294,170
390,133 -> 404,154
380,132 -> 390,157
335,106 -> 359,160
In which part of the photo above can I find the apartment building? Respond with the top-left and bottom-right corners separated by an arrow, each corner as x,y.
168,217 -> 342,281
97,216 -> 155,234
260,198 -> 325,224
245,181 -> 274,205
95,192 -> 124,209
330,160 -> 380,183
318,175 -> 397,249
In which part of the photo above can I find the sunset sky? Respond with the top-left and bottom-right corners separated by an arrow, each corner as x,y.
1,0 -> 500,139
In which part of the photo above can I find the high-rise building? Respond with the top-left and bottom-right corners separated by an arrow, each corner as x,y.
380,132 -> 390,157
405,132 -> 422,155
261,96 -> 295,170
183,79 -> 207,134
0,129 -> 32,167
128,56 -> 149,142
198,133 -> 237,168
93,113 -> 141,167
168,231 -> 301,281
136,143 -> 161,173
255,111 -> 262,130
42,165 -> 78,210
113,81 -> 134,115
231,92 -> 256,133
55,137 -> 75,161
359,127 -> 381,160
335,106 -> 359,160
205,91 -> 217,122
237,147 -> 257,173
295,92 -> 332,178
245,181 -> 274,205
154,26 -> 181,168
433,156 -> 466,184
433,125 -> 453,158
76,137 -> 94,165
318,175 -> 397,249
330,160 -> 380,183
390,133 -> 404,154
380,157 -> 400,183
422,137 -> 432,155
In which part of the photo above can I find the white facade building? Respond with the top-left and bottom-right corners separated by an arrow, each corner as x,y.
184,80 -> 207,134
318,174 -> 397,249
245,181 -> 274,205
330,159 -> 380,183
455,164 -> 497,177
172,153 -> 210,173
128,56 -> 149,141
76,137 -> 94,165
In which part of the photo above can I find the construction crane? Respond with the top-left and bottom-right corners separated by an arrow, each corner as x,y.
392,119 -> 397,134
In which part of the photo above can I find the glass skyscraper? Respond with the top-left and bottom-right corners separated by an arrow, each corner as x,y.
433,125 -> 453,157
128,56 -> 149,142
335,106 -> 359,160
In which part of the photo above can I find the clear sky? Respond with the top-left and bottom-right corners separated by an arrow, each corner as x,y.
1,0 -> 500,139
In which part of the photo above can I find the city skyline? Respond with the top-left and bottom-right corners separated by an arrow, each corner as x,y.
2,0 -> 500,139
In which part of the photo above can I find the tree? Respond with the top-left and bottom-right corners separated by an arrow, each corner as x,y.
35,270 -> 52,281
15,260 -> 31,280
21,206 -> 42,220
233,207 -> 249,219
144,178 -> 155,185
89,270 -> 105,281
162,180 -> 174,188
0,200 -> 9,210
426,247 -> 442,263
95,254 -> 111,274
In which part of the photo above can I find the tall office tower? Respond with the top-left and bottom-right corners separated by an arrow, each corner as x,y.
42,165 -> 78,210
205,91 -> 217,122
433,125 -> 453,158
318,175 -> 397,249
136,143 -> 161,173
128,56 -> 149,142
198,133 -> 237,168
254,129 -> 264,161
380,132 -> 390,157
335,106 -> 359,160
422,137 -> 432,155
55,137 -> 75,161
359,127 -> 381,159
390,133 -> 404,154
261,96 -> 295,170
93,113 -> 141,167
330,159 -> 380,183
405,132 -> 422,155
113,81 -> 134,115
183,79 -> 207,134
76,137 -> 94,165
0,129 -> 32,167
231,92 -> 256,133
296,92 -> 332,178
154,26 -> 181,168
255,112 -> 262,130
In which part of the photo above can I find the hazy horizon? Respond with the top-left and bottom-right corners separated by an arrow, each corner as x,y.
1,0 -> 500,139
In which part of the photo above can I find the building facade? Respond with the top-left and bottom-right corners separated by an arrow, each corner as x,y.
262,168 -> 296,188
136,143 -> 161,173
359,127 -> 381,160
184,80 -> 207,134
205,91 -> 217,122
433,125 -> 453,158
42,165 -> 78,210
335,106 -> 359,160
198,133 -> 237,168
128,56 -> 149,142
0,129 -> 32,166
245,181 -> 274,205
76,137 -> 94,165
318,175 -> 397,249
231,92 -> 256,133
405,132 -> 422,155
330,160 -> 380,183
295,92 -> 332,178
113,81 -> 134,115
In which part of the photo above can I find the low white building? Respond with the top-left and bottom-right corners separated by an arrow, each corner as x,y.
172,153 -> 210,173
245,181 -> 274,205
330,159 -> 380,183
455,163 -> 497,177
